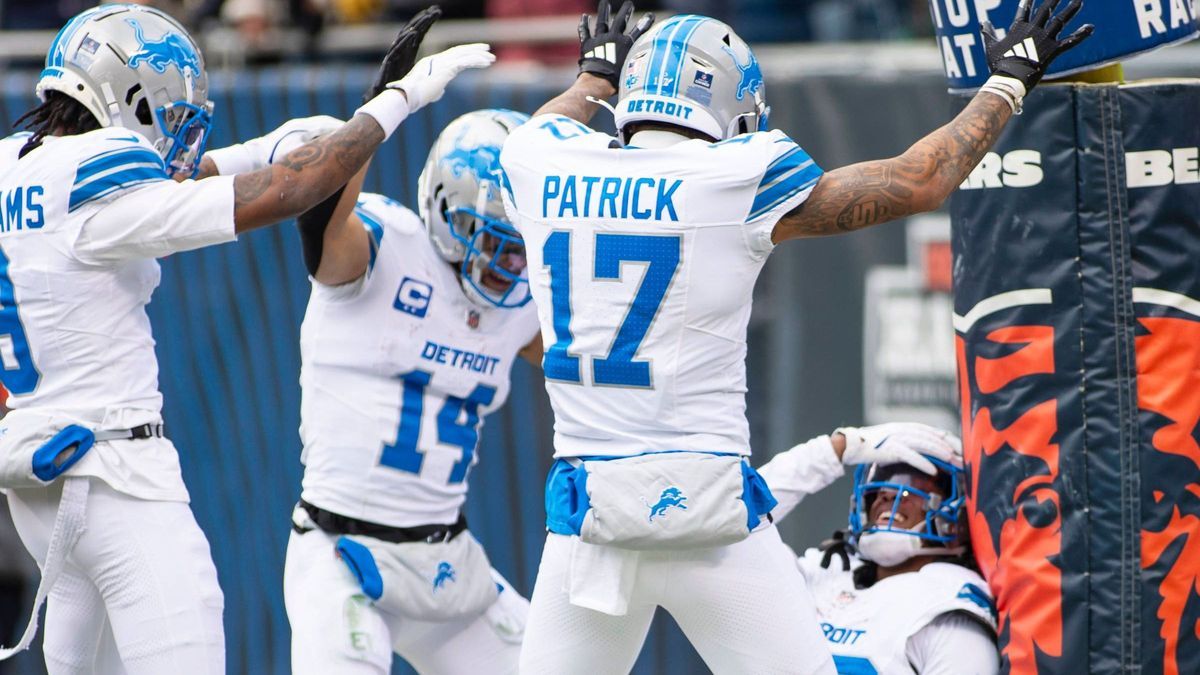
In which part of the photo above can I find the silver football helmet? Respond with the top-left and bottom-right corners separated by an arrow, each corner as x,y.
36,4 -> 213,177
614,14 -> 769,143
417,109 -> 531,309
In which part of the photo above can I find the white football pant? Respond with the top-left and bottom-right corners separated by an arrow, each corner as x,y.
284,526 -> 527,675
520,526 -> 836,675
6,478 -> 224,675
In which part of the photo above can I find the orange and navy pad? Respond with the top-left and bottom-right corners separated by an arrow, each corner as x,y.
952,82 -> 1200,675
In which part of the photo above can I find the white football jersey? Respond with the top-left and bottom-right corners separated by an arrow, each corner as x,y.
500,115 -> 823,458
799,549 -> 998,674
298,192 -> 540,528
0,128 -> 236,500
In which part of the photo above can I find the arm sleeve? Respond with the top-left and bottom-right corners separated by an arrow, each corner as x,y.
755,435 -> 845,522
742,132 -> 824,258
905,613 -> 1000,675
73,175 -> 237,264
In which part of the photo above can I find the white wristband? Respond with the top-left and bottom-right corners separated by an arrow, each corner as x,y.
354,88 -> 411,142
979,75 -> 1028,114
203,144 -> 259,175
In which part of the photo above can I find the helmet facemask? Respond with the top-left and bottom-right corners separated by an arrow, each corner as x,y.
155,99 -> 213,178
446,186 -> 531,309
848,457 -> 967,566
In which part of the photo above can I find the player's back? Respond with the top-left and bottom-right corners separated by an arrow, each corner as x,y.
501,115 -> 821,458
298,193 -> 539,527
0,129 -> 171,415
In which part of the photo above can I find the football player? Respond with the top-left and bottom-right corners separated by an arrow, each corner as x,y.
210,100 -> 544,669
0,4 -> 490,673
758,423 -> 998,675
498,0 -> 1090,672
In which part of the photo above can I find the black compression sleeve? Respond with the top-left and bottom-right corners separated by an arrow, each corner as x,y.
294,185 -> 347,277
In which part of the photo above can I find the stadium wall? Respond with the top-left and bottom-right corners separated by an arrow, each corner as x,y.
0,65 -> 948,674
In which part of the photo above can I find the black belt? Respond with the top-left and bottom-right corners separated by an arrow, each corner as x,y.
92,423 -> 165,442
297,499 -> 467,544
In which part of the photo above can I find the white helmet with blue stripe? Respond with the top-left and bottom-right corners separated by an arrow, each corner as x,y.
417,109 -> 532,309
36,4 -> 212,177
614,14 -> 768,143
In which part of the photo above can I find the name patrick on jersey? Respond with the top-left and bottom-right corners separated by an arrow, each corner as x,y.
421,340 -> 501,375
542,175 -> 682,221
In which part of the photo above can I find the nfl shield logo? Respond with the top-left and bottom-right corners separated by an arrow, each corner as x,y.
694,71 -> 714,89
467,310 -> 481,329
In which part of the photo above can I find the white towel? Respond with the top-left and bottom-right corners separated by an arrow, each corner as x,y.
566,536 -> 639,616
0,477 -> 89,660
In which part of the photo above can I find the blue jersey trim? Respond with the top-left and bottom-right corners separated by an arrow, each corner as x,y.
355,206 -> 386,274
75,148 -> 165,187
68,166 -> 168,212
749,148 -> 823,221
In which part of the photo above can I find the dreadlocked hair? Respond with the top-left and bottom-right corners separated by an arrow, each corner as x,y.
13,92 -> 101,158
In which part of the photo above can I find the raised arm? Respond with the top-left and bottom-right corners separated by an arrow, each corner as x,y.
772,0 -> 1093,244
224,40 -> 491,234
771,94 -> 1011,241
534,0 -> 653,123
231,115 -> 382,233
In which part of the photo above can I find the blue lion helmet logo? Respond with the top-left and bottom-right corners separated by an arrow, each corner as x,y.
722,45 -> 763,102
644,486 -> 689,522
125,18 -> 201,78
433,561 -> 456,592
442,144 -> 503,186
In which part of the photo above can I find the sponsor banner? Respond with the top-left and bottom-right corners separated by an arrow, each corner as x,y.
952,81 -> 1200,674
929,0 -> 1199,91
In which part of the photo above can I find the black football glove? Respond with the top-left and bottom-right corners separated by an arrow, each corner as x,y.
578,0 -> 654,89
981,0 -> 1094,92
363,5 -> 442,104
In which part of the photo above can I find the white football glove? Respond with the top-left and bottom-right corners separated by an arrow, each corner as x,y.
390,43 -> 495,111
205,115 -> 343,175
835,422 -> 961,476
356,43 -> 495,140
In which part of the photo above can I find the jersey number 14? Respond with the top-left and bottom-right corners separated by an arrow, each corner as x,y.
378,370 -> 496,484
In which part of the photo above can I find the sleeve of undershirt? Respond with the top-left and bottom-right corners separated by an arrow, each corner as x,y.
905,612 -> 1000,675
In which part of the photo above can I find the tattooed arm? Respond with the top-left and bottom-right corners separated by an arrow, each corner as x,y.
772,93 -> 1012,243
231,114 -> 384,234
533,74 -> 615,124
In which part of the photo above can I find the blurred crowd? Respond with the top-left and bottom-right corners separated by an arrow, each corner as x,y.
0,0 -> 935,45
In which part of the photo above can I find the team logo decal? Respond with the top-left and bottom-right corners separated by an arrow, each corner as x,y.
394,277 -> 433,318
643,486 -> 688,522
125,19 -> 201,78
433,561 -> 456,592
443,143 -> 502,184
721,45 -> 763,101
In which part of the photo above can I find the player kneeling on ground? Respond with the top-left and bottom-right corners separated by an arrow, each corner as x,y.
0,4 -> 489,673
759,423 -> 999,675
